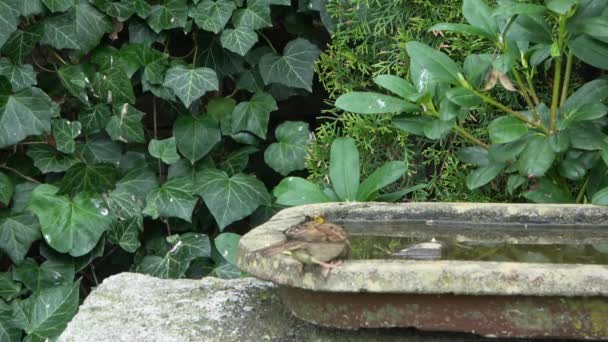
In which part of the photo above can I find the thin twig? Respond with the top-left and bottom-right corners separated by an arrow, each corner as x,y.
0,165 -> 40,183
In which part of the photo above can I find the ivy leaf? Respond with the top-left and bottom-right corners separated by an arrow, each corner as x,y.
136,233 -> 211,279
173,115 -> 221,164
142,177 -> 197,222
0,86 -> 59,149
0,303 -> 20,342
13,258 -> 74,292
57,163 -> 119,196
107,216 -> 142,253
41,0 -> 73,12
258,38 -> 321,91
0,58 -> 37,92
220,27 -> 258,56
107,167 -> 158,218
2,25 -> 44,64
163,65 -> 219,108
27,145 -> 79,173
17,0 -> 46,16
58,65 -> 90,104
0,213 -> 41,264
195,169 -> 270,229
91,0 -> 136,21
149,137 -> 180,165
21,281 -> 80,339
0,171 -> 14,205
28,184 -> 113,257
231,92 -> 277,139
147,0 -> 188,33
105,103 -> 146,143
0,272 -> 22,301
0,0 -> 20,48
41,3 -> 112,54
52,119 -> 81,154
93,65 -> 136,105
75,134 -> 122,165
232,0 -> 272,30
264,121 -> 311,175
217,146 -> 258,175
190,0 -> 236,34
80,104 -> 111,134
214,232 -> 240,265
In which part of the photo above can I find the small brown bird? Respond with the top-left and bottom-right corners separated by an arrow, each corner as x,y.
258,215 -> 350,275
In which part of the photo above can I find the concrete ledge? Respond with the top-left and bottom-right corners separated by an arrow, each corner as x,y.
58,272 -> 546,341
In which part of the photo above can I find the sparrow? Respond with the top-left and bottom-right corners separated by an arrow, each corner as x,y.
258,215 -> 350,275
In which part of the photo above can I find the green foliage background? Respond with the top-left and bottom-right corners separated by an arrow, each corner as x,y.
310,0 -> 506,202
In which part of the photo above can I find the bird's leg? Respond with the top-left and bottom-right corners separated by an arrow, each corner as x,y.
311,258 -> 343,277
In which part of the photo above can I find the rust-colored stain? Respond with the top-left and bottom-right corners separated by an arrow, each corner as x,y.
278,286 -> 608,340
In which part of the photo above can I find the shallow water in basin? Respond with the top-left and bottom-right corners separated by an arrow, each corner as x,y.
344,221 -> 608,264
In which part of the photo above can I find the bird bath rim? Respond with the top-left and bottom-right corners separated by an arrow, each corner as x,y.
236,202 -> 608,297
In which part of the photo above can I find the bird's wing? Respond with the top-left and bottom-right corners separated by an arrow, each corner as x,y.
257,240 -> 307,257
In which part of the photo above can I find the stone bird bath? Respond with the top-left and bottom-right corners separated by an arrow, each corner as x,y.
236,203 -> 608,339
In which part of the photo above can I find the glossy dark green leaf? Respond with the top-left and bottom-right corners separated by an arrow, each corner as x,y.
457,146 -> 490,166
592,186 -> 608,205
232,0 -> 272,30
0,87 -> 59,149
107,167 -> 158,219
392,116 -> 431,136
217,146 -> 258,175
569,35 -> 608,70
335,92 -> 418,114
27,145 -> 79,173
329,137 -> 359,201
22,281 -> 80,338
488,139 -> 528,163
446,87 -> 481,107
52,119 -> 81,154
545,0 -> 577,14
220,26 -> 258,56
143,177 -> 197,222
0,272 -> 22,301
91,0 -> 136,21
28,184 -> 112,257
523,178 -> 574,203
463,0 -> 498,34
488,116 -> 529,144
93,64 -> 136,105
373,75 -> 417,99
264,121 -> 311,175
357,161 -> 407,201
13,258 -> 74,292
507,174 -> 526,194
107,216 -> 142,253
2,25 -> 43,64
273,176 -> 331,206
136,233 -> 211,278
429,23 -> 495,40
163,65 -> 218,107
0,0 -> 21,48
0,171 -> 13,205
423,119 -> 453,140
149,138 -> 180,165
214,232 -> 240,265
57,163 -> 118,196
42,0 -> 72,12
493,3 -> 546,16
147,0 -> 188,33
406,42 -> 463,85
0,213 -> 40,264
0,58 -> 37,92
231,92 -> 277,139
195,169 -> 270,229
558,159 -> 587,180
517,136 -> 556,177
466,163 -> 506,190
41,4 -> 112,53
258,38 -> 321,91
105,103 -> 146,143
190,0 -> 236,34
173,115 -> 221,164
58,65 -> 90,104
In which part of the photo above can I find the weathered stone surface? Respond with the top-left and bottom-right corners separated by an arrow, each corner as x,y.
58,272 -> 541,342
